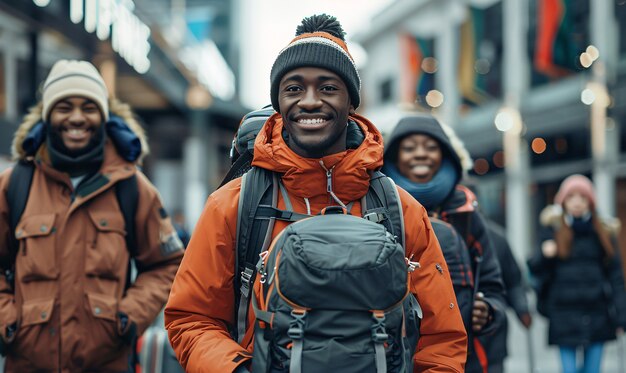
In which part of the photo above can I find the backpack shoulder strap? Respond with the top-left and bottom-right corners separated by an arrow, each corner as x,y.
7,160 -> 35,259
115,174 -> 139,257
363,171 -> 405,248
115,173 -> 139,293
233,166 -> 277,343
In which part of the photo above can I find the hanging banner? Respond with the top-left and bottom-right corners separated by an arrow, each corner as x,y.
399,34 -> 435,105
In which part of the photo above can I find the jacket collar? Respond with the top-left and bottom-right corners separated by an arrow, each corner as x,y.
37,140 -> 135,195
252,113 -> 384,203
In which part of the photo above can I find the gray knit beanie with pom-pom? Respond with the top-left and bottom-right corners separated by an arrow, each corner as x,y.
270,14 -> 361,111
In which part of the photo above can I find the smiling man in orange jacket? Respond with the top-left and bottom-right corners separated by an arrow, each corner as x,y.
165,14 -> 467,373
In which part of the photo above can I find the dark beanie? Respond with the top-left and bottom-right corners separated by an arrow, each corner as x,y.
270,14 -> 361,112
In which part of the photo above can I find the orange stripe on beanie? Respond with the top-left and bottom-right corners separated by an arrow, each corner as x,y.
554,174 -> 597,209
270,14 -> 361,112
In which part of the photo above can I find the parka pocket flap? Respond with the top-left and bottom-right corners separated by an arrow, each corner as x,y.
88,210 -> 126,234
15,213 -> 56,239
21,298 -> 54,327
86,292 -> 118,322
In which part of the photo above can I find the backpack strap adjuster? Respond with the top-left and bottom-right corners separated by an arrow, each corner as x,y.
371,311 -> 389,373
363,210 -> 388,224
287,309 -> 307,340
288,309 -> 308,373
240,266 -> 255,297
370,311 -> 388,342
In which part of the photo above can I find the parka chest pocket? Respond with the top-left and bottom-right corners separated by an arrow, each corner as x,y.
15,213 -> 58,282
86,209 -> 128,279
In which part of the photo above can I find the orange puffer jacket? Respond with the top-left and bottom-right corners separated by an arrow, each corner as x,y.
165,114 -> 467,373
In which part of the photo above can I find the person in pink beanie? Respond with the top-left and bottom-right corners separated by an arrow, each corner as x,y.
528,174 -> 626,373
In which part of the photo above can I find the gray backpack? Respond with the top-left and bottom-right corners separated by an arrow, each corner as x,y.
237,168 -> 422,373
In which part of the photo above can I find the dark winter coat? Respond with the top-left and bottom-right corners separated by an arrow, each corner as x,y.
435,186 -> 507,335
430,218 -> 474,337
479,221 -> 530,363
383,114 -> 507,372
528,205 -> 626,346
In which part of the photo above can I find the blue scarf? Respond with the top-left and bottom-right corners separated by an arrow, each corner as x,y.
382,158 -> 458,210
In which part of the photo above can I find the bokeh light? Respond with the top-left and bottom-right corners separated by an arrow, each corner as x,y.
493,151 -> 505,168
421,57 -> 438,74
531,138 -> 547,154
425,90 -> 444,108
555,138 -> 568,154
474,159 -> 490,175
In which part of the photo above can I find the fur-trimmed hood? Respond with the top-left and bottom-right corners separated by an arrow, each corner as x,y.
11,98 -> 149,163
539,204 -> 621,235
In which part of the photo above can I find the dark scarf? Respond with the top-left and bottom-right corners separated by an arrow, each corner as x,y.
382,158 -> 458,210
46,122 -> 105,177
565,212 -> 594,235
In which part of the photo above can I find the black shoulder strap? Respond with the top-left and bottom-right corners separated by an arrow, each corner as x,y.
115,174 -> 139,257
7,161 -> 35,259
364,171 -> 405,248
115,174 -> 139,292
233,166 -> 277,343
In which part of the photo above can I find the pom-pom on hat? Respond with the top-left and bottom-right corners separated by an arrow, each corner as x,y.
42,60 -> 109,121
270,14 -> 361,112
554,174 -> 597,209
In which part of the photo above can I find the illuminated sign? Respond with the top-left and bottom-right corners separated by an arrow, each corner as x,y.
35,0 -> 151,74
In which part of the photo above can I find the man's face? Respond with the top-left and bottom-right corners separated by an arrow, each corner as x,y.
396,134 -> 443,183
278,67 -> 354,158
49,97 -> 103,152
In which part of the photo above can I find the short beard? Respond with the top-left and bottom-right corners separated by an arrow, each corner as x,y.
288,127 -> 347,158
47,123 -> 104,158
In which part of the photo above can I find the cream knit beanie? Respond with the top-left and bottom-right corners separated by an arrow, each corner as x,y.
42,60 -> 109,121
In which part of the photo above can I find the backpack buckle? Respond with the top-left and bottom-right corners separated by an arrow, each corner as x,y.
287,327 -> 304,340
288,309 -> 307,340
371,311 -> 388,342
371,331 -> 389,343
363,211 -> 387,224
319,206 -> 347,215
240,267 -> 255,296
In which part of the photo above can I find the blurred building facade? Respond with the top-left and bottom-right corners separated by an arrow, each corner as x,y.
356,0 -> 626,267
0,0 -> 248,229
